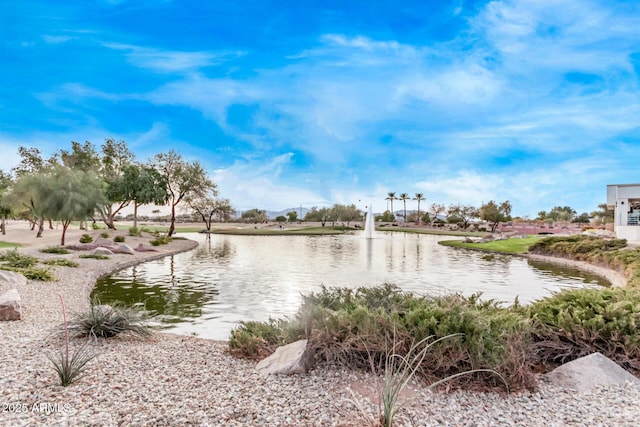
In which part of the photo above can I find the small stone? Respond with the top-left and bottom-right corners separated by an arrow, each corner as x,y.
94,247 -> 114,256
256,339 -> 312,375
0,288 -> 22,321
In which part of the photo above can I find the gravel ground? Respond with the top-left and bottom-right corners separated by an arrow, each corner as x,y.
1,226 -> 640,426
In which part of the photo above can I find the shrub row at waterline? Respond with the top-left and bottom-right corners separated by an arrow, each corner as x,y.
230,284 -> 535,391
229,283 -> 640,391
528,235 -> 640,287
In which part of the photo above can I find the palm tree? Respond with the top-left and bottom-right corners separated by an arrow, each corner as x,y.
413,193 -> 425,224
386,192 -> 397,220
398,193 -> 410,223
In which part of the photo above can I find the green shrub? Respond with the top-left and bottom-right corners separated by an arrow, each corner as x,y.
113,235 -> 125,243
40,247 -> 71,255
0,265 -> 56,281
229,284 -> 533,390
229,320 -> 290,358
0,249 -> 38,268
528,287 -> 640,374
91,222 -> 101,230
128,227 -> 141,237
100,232 -> 109,239
43,259 -> 79,268
79,234 -> 93,244
67,301 -> 154,339
149,235 -> 171,246
528,236 -> 640,287
79,254 -> 109,260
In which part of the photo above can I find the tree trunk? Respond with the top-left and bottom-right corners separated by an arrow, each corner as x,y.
49,219 -> 54,229
36,217 -> 44,238
60,221 -> 70,246
168,203 -> 176,236
1,214 -> 5,235
100,211 -> 116,230
133,202 -> 138,229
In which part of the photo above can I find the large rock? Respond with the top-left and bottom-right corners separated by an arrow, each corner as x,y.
256,339 -> 313,375
0,288 -> 22,320
0,270 -> 28,287
94,237 -> 114,246
545,352 -> 639,392
114,244 -> 136,255
94,247 -> 114,256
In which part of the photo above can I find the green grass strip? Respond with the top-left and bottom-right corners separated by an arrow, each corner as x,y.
439,236 -> 544,255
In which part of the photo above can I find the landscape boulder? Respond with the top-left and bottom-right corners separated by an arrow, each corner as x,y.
0,270 -> 28,288
94,237 -> 114,246
0,288 -> 22,321
256,339 -> 313,376
544,352 -> 639,392
94,247 -> 114,256
114,244 -> 136,255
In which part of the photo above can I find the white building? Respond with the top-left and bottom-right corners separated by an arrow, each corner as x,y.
606,184 -> 640,241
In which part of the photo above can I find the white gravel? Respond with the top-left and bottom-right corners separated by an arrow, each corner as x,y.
1,230 -> 640,426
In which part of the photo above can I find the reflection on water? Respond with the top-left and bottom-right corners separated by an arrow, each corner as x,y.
92,232 -> 608,340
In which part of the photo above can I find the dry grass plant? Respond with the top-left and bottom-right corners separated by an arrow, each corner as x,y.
342,331 -> 508,427
47,295 -> 96,387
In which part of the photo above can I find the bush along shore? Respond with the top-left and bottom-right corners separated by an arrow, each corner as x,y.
230,235 -> 640,393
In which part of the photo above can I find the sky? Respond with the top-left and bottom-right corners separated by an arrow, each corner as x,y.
2,0 -> 640,217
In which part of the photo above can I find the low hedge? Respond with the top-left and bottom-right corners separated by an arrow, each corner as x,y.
230,282 -> 640,392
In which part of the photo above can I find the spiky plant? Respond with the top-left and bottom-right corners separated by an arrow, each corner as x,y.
68,300 -> 154,339
47,295 -> 96,386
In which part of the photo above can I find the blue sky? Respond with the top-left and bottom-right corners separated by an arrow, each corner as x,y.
2,0 -> 640,217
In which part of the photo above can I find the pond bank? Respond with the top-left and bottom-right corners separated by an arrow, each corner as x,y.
1,225 -> 639,426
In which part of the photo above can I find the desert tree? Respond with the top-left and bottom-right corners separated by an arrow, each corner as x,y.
99,139 -> 136,229
59,141 -> 101,171
7,171 -> 51,237
151,150 -> 216,236
429,203 -> 446,225
11,146 -> 57,178
40,166 -> 106,245
118,164 -> 169,229
304,206 -> 330,226
241,208 -> 267,223
480,200 -> 512,232
286,211 -> 298,222
187,190 -> 228,232
0,170 -> 12,235
447,204 -> 480,230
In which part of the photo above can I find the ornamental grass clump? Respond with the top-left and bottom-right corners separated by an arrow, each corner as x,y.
0,249 -> 55,280
528,287 -> 640,374
67,300 -> 154,339
79,234 -> 93,244
354,332 -> 507,427
0,249 -> 37,268
40,247 -> 71,255
48,295 -> 96,387
43,259 -> 79,268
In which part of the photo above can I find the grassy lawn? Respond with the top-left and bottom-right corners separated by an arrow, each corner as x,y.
439,236 -> 544,254
0,241 -> 19,249
379,226 -> 484,237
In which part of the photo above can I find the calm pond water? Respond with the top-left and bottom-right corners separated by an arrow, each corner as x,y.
93,232 -> 608,340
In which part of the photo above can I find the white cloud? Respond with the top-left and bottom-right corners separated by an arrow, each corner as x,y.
104,43 -> 244,73
42,35 -> 72,44
213,154 -> 330,211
